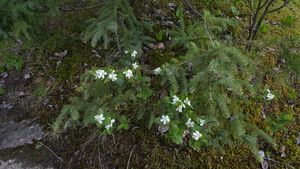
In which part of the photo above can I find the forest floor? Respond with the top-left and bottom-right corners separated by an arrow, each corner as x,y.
0,1 -> 300,169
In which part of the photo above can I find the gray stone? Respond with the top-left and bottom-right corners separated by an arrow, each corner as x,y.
0,121 -> 44,150
0,159 -> 53,169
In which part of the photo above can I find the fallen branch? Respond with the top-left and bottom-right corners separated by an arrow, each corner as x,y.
126,145 -> 136,169
38,141 -> 64,163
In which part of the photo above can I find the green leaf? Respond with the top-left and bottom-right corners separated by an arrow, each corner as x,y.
4,55 -> 23,71
156,30 -> 164,41
175,8 -> 184,19
148,112 -> 155,129
231,6 -> 240,16
189,139 -> 201,150
0,86 -> 5,95
0,66 -> 4,73
117,115 -> 129,130
282,112 -> 294,121
259,21 -> 269,33
169,123 -> 184,144
281,16 -> 295,27
137,88 -> 153,100
270,112 -> 294,132
70,108 -> 80,122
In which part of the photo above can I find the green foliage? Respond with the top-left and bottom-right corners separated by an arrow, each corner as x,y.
3,55 -> 23,71
230,6 -> 240,16
0,0 -> 59,40
269,112 -> 294,133
0,55 -> 23,72
259,21 -> 269,34
279,36 -> 300,74
53,56 -> 153,133
281,15 -> 296,27
54,9 -> 275,157
84,0 -> 151,52
33,84 -> 48,99
164,10 -> 273,152
0,86 -> 4,95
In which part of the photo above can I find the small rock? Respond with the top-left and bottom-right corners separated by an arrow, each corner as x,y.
24,73 -> 30,79
2,72 -> 8,79
0,159 -> 53,169
296,132 -> 300,145
280,146 -> 286,157
261,160 -> 269,169
0,121 -> 44,150
158,125 -> 169,134
157,43 -> 165,49
288,100 -> 294,105
54,50 -> 68,58
17,91 -> 25,97
258,150 -> 265,162
167,3 -> 176,11
281,153 -> 286,157
0,102 -> 14,110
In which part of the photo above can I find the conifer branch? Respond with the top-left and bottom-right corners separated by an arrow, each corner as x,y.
59,3 -> 103,12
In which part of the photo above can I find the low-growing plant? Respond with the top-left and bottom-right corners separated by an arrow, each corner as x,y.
2,55 -> 23,71
54,6 -> 274,159
0,0 -> 58,40
84,0 -> 152,52
278,36 -> 300,75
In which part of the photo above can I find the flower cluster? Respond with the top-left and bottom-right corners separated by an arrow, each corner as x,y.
95,114 -> 116,130
94,50 -> 162,82
93,50 -> 206,145
105,119 -> 115,130
187,118 -> 205,141
125,49 -> 138,58
171,95 -> 192,113
94,50 -> 140,82
158,95 -> 206,141
95,68 -> 136,82
186,118 -> 195,128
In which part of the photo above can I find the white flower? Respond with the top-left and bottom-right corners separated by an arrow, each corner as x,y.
123,69 -> 133,79
171,95 -> 180,105
95,69 -> 107,79
105,119 -> 115,130
176,103 -> 185,113
199,119 -> 206,126
186,118 -> 195,128
108,70 -> 118,81
266,92 -> 275,101
265,89 -> 275,101
125,50 -> 129,54
95,114 -> 105,124
131,50 -> 138,58
183,98 -> 191,107
192,131 -> 202,141
160,115 -> 170,125
132,62 -> 139,70
154,67 -> 161,75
